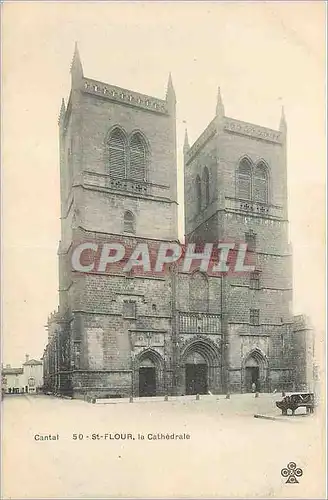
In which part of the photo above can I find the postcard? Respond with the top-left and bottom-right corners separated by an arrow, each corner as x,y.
1,2 -> 326,498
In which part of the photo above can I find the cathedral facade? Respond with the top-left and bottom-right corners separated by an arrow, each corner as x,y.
43,46 -> 314,399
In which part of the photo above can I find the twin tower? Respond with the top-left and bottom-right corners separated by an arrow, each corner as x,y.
43,44 -> 313,399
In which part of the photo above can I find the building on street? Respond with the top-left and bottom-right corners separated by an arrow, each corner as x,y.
2,355 -> 43,394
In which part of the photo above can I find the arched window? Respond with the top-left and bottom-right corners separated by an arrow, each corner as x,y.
129,133 -> 146,181
189,272 -> 209,312
196,175 -> 202,213
202,167 -> 210,208
237,158 -> 252,200
123,211 -> 135,234
253,162 -> 268,203
107,128 -> 126,179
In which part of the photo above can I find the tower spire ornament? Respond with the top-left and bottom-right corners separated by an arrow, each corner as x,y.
166,72 -> 176,104
216,86 -> 225,116
70,42 -> 83,87
279,104 -> 287,133
183,127 -> 190,155
58,98 -> 66,125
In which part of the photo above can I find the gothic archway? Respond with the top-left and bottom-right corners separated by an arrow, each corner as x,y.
242,348 -> 268,393
134,348 -> 164,397
179,338 -> 222,395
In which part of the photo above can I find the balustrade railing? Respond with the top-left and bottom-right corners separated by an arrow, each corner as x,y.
83,171 -> 169,198
178,311 -> 221,334
225,197 -> 283,218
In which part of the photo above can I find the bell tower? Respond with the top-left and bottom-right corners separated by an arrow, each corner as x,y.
184,88 -> 293,393
47,44 -> 179,398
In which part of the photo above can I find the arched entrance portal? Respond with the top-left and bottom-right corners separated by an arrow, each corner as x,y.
135,349 -> 164,397
139,358 -> 156,397
179,338 -> 222,395
185,352 -> 208,395
245,356 -> 259,391
243,349 -> 268,393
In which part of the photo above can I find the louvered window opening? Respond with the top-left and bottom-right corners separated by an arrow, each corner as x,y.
237,160 -> 269,203
108,131 -> 126,179
129,135 -> 146,181
108,130 -> 148,182
253,166 -> 268,203
238,161 -> 252,201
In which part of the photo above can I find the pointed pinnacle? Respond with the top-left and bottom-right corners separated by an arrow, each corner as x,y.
216,86 -> 225,116
279,105 -> 287,131
70,41 -> 83,75
168,72 -> 173,89
183,128 -> 190,153
166,72 -> 176,102
281,105 -> 286,121
58,98 -> 66,124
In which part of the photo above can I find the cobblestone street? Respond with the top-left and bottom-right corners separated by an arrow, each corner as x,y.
2,394 -> 324,499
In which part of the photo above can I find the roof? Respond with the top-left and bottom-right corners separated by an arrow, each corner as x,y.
2,368 -> 23,375
23,359 -> 42,366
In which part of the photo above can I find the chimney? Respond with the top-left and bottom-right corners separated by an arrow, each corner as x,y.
25,354 -> 29,363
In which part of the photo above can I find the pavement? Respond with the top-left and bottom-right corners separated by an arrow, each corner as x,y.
1,393 -> 325,499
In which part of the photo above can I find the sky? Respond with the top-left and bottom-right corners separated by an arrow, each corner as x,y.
2,1 -> 326,366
